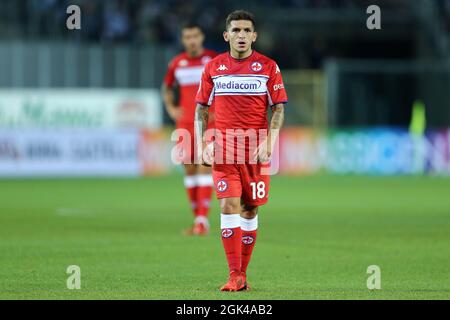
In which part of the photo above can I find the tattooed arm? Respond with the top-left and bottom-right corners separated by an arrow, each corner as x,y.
195,103 -> 212,166
254,103 -> 285,163
269,103 -> 285,138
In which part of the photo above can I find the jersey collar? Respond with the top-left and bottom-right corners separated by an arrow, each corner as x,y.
228,50 -> 255,62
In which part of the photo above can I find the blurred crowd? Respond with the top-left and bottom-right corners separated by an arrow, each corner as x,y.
1,0 -> 449,69
0,0 -> 428,44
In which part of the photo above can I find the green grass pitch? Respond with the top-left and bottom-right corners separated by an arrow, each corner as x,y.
0,175 -> 449,300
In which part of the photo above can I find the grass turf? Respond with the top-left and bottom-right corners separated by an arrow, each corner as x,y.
0,175 -> 449,300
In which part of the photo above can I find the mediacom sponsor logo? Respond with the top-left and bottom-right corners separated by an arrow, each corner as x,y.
215,80 -> 261,91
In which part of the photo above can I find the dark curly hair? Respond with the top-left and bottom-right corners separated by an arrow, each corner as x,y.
225,10 -> 255,31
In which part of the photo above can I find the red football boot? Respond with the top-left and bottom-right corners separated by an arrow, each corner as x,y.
240,272 -> 251,291
220,272 -> 246,292
192,221 -> 209,236
182,225 -> 196,236
182,221 -> 209,236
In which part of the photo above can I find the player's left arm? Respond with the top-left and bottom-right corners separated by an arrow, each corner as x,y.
255,103 -> 285,163
255,60 -> 288,163
269,102 -> 285,146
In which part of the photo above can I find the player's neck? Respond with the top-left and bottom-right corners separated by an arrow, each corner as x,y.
229,49 -> 253,60
187,48 -> 204,58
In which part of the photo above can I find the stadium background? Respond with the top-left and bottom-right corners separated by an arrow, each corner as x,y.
0,0 -> 450,299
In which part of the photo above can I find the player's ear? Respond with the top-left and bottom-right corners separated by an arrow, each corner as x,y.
252,31 -> 257,43
223,31 -> 229,42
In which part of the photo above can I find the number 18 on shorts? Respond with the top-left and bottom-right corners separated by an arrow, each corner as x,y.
212,163 -> 270,206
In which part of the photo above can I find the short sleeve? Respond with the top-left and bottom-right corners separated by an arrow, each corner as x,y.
266,62 -> 288,106
163,59 -> 176,87
195,62 -> 215,106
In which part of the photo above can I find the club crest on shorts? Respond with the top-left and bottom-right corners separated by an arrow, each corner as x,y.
222,228 -> 234,238
250,61 -> 263,72
217,179 -> 228,192
242,236 -> 254,245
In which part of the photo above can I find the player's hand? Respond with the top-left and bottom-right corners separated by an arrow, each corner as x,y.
202,141 -> 214,167
168,106 -> 183,122
253,139 -> 272,164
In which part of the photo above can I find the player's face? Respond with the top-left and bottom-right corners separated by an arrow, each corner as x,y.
181,27 -> 204,56
224,20 -> 257,55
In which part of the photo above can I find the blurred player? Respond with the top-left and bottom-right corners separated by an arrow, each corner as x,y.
162,23 -> 217,235
195,10 -> 287,291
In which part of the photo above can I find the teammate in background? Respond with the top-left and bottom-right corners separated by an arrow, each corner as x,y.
162,23 -> 217,235
195,10 -> 287,291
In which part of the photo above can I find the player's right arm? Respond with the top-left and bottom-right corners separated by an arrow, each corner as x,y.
162,58 -> 183,122
195,103 -> 212,166
195,62 -> 215,166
